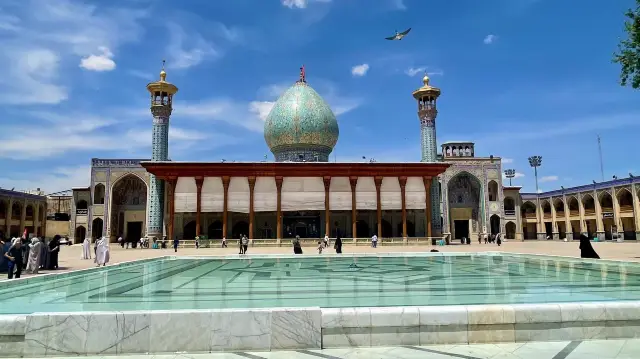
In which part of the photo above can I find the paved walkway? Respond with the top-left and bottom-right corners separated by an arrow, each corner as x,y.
4,240 -> 639,279
19,339 -> 640,359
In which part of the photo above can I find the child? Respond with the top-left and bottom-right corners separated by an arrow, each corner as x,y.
317,241 -> 323,254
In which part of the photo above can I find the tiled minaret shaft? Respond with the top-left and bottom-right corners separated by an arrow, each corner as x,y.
146,63 -> 178,239
413,74 -> 442,236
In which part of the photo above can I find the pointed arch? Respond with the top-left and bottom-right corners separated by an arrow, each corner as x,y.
521,201 -> 536,216
553,198 -> 564,216
568,196 -> 579,215
110,173 -> 148,241
488,180 -> 499,201
25,204 -> 34,221
504,196 -> 516,212
94,183 -> 105,204
541,200 -> 551,217
0,199 -> 6,219
617,188 -> 634,211
505,221 -> 516,239
11,202 -> 22,220
599,191 -> 614,211
582,194 -> 595,214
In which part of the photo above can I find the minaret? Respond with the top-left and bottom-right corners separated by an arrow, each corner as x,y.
412,73 -> 442,235
146,61 -> 178,240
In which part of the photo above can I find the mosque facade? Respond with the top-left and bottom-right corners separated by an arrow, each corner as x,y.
70,67 -> 640,244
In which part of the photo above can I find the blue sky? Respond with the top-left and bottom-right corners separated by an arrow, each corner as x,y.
0,0 -> 637,194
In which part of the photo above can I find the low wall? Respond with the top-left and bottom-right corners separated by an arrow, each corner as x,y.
2,302 -> 640,356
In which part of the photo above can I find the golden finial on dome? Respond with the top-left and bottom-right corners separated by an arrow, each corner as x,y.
422,72 -> 430,86
159,59 -> 167,81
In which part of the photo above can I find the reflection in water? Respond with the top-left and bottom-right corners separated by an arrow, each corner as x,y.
1,255 -> 640,314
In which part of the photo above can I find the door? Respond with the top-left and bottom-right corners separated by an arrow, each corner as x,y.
454,220 -> 469,240
126,222 -> 143,243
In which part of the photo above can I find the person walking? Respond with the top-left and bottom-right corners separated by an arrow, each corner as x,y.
241,235 -> 249,254
334,235 -> 343,254
173,236 -> 179,253
4,239 -> 23,279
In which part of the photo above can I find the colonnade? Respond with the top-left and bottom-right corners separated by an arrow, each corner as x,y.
164,175 -> 436,242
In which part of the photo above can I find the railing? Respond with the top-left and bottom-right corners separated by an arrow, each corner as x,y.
505,210 -> 516,216
555,211 -> 565,218
584,209 -> 596,216
543,213 -> 552,219
620,205 -> 634,213
569,210 -> 579,217
524,213 -> 537,220
76,209 -> 88,215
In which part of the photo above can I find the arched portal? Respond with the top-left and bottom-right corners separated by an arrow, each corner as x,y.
25,205 -> 34,221
599,192 -> 614,240
208,220 -> 223,239
11,202 -> 21,220
183,221 -> 197,240
617,189 -> 636,240
505,221 -> 516,239
92,218 -> 103,239
488,180 -> 499,202
447,172 -> 482,240
75,226 -> 87,243
110,174 -> 147,243
490,215 -> 501,236
504,197 -> 515,214
94,184 -> 105,204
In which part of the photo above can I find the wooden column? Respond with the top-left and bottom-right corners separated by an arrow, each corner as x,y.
399,176 -> 407,239
323,176 -> 331,237
350,177 -> 357,239
248,176 -> 256,240
195,177 -> 203,236
222,176 -> 230,239
167,177 -> 177,242
375,176 -> 383,239
424,177 -> 432,238
276,176 -> 283,239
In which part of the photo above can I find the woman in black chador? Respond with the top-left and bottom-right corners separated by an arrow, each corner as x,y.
579,234 -> 600,259
47,235 -> 61,269
334,235 -> 342,254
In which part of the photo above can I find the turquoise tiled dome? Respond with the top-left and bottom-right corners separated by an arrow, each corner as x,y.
264,80 -> 339,162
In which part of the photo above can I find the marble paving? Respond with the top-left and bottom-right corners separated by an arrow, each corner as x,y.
16,339 -> 640,359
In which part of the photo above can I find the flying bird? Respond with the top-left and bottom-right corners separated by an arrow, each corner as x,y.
385,28 -> 411,41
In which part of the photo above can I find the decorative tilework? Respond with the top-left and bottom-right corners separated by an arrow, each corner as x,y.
102,168 -> 111,237
264,81 -> 339,162
147,106 -> 171,238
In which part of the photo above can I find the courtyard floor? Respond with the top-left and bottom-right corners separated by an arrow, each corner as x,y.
16,339 -> 640,359
6,240 -> 640,278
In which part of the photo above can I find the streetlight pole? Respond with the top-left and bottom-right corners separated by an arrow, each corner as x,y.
528,156 -> 543,240
504,169 -> 516,186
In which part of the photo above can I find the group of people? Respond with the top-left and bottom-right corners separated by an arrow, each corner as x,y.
80,237 -> 110,266
1,234 -> 61,279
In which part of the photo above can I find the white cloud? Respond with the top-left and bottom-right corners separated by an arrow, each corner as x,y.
391,0 -> 407,10
404,67 -> 444,78
165,22 -> 218,70
540,175 -> 559,183
282,0 -> 332,9
79,46 -> 115,71
0,166 -> 91,194
502,171 -> 525,179
249,101 -> 276,121
501,158 -> 514,164
405,67 -> 426,77
484,34 -> 497,44
351,63 -> 370,77
0,0 -> 147,105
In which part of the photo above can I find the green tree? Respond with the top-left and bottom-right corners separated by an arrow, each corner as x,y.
613,1 -> 640,89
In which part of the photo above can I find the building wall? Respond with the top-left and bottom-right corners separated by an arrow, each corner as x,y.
517,177 -> 640,241
0,189 -> 47,239
88,159 -> 152,241
45,220 -> 70,238
439,157 -> 504,238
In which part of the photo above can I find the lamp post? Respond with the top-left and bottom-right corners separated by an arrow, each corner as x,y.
504,169 -> 516,186
528,156 -> 543,240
